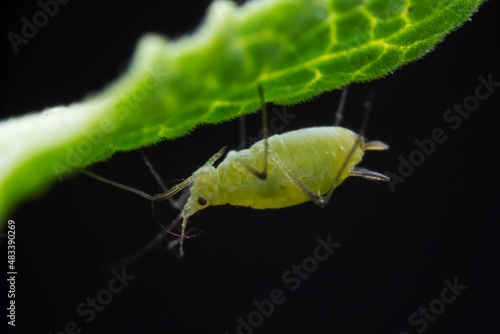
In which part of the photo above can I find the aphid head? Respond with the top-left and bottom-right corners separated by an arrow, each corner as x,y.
180,146 -> 227,218
175,147 -> 227,257
182,165 -> 219,216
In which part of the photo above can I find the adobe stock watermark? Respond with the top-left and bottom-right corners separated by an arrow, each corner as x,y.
7,0 -> 71,54
224,234 -> 340,334
399,276 -> 467,334
48,267 -> 135,334
385,74 -> 499,191
51,65 -> 169,182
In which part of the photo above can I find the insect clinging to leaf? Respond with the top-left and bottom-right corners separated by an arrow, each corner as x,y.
84,85 -> 390,257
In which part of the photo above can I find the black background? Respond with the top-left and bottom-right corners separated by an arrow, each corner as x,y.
1,1 -> 499,334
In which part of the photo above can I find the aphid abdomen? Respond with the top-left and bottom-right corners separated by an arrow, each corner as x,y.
214,126 -> 364,209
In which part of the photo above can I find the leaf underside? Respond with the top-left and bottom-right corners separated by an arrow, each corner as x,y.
0,0 -> 486,225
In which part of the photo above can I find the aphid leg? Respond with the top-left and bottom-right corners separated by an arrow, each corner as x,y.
274,145 -> 354,207
316,95 -> 377,205
322,93 -> 392,202
166,215 -> 191,258
237,84 -> 269,180
272,153 -> 326,205
141,151 -> 191,211
141,151 -> 168,192
334,85 -> 349,126
351,93 -> 391,182
239,115 -> 246,148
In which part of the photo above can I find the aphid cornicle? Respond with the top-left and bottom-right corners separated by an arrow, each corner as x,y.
84,85 -> 390,257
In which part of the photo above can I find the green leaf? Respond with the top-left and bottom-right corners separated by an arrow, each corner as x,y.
0,0 -> 486,225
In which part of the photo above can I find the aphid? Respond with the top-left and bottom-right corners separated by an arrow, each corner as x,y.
84,85 -> 389,257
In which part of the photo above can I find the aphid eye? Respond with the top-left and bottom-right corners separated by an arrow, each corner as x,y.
197,197 -> 208,206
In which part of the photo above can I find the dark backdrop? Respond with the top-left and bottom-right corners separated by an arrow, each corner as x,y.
2,1 -> 499,334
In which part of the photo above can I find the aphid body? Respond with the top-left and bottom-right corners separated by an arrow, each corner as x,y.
183,126 -> 386,218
